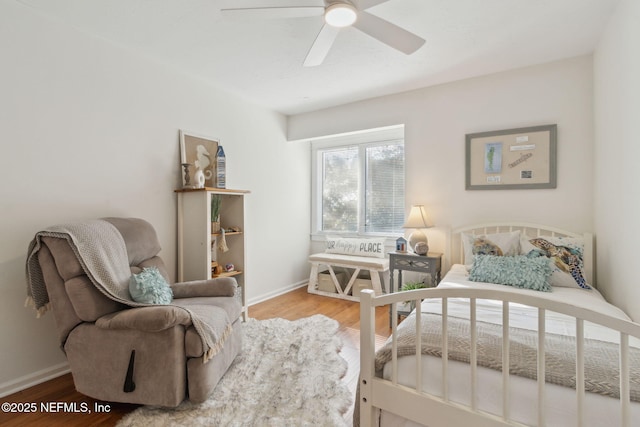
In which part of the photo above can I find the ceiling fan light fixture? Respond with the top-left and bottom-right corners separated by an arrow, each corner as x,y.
324,3 -> 357,28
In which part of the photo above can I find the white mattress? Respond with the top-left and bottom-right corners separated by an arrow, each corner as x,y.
380,265 -> 640,427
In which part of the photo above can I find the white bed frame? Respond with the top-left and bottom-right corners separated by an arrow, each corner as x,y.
359,223 -> 640,427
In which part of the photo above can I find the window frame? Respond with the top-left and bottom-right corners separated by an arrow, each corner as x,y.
310,126 -> 405,239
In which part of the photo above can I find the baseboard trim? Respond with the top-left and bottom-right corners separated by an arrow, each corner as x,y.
248,280 -> 308,306
0,362 -> 70,398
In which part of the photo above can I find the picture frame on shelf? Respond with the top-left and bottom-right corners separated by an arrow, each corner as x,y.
179,130 -> 219,188
465,124 -> 557,190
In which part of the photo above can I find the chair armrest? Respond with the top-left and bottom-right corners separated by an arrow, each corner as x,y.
170,277 -> 237,298
95,306 -> 192,332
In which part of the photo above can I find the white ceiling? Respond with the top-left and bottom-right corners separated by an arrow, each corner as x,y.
16,0 -> 619,115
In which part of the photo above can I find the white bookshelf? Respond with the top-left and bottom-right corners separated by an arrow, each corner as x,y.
176,187 -> 250,320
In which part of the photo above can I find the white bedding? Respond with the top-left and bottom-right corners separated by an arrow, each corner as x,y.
380,264 -> 640,427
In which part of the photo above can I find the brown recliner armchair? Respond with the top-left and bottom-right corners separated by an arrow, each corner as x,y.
27,218 -> 242,407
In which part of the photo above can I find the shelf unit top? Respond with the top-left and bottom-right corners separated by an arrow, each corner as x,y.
175,187 -> 250,194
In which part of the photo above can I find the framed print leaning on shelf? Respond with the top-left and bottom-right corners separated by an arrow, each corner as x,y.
179,130 -> 219,188
465,124 -> 557,190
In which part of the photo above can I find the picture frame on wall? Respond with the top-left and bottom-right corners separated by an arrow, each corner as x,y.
465,124 -> 557,190
179,130 -> 219,188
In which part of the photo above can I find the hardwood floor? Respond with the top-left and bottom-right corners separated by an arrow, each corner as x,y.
1,286 -> 390,426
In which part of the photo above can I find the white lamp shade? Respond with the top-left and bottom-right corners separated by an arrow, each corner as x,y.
402,205 -> 430,229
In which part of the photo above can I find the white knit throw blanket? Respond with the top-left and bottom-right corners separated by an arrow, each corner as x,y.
26,219 -> 228,362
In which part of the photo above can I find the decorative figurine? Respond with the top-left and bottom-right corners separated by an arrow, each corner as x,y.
396,237 -> 407,253
414,241 -> 429,255
216,145 -> 226,189
194,167 -> 205,189
181,163 -> 194,189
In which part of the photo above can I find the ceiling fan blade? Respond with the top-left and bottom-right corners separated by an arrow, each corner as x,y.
303,24 -> 340,67
357,0 -> 391,10
353,11 -> 425,54
221,0 -> 324,19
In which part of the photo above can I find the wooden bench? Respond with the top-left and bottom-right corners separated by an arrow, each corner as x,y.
307,253 -> 389,301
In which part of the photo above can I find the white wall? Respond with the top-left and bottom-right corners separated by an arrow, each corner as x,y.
593,0 -> 640,321
289,56 -> 595,257
0,1 -> 309,394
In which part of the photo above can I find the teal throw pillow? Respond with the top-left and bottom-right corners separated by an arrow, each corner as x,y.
469,254 -> 553,292
129,266 -> 173,304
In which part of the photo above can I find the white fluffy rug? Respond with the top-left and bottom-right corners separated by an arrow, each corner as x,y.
117,315 -> 351,426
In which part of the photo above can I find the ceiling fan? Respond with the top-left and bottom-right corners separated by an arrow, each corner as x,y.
220,0 -> 425,67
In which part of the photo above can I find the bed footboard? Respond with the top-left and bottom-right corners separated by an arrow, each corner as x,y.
358,288 -> 640,427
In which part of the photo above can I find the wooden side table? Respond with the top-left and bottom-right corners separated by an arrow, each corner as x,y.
389,251 -> 443,324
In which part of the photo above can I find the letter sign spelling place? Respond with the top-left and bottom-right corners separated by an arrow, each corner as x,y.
325,237 -> 386,258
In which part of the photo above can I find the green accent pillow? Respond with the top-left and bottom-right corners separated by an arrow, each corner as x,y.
469,254 -> 553,292
129,266 -> 173,304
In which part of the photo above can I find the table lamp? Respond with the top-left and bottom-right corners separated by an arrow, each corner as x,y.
402,205 -> 431,254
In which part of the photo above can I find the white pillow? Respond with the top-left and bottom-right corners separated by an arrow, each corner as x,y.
462,230 -> 521,266
520,235 -> 591,290
325,236 -> 386,258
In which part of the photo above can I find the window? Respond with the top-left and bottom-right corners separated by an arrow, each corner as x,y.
312,127 -> 405,235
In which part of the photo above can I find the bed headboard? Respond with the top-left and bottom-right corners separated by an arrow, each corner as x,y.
448,223 -> 595,288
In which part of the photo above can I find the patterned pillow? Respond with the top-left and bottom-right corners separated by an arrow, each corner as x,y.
129,266 -> 173,304
469,254 -> 553,292
462,230 -> 521,266
520,236 -> 591,290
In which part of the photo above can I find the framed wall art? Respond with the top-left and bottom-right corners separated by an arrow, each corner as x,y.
465,124 -> 557,190
179,130 -> 219,188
